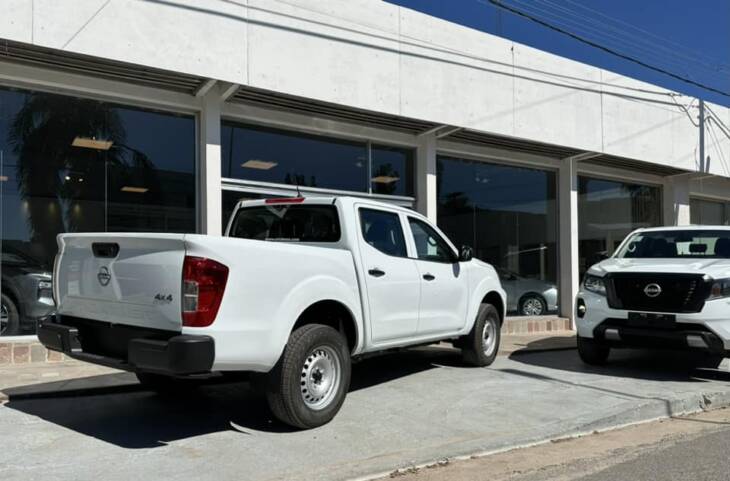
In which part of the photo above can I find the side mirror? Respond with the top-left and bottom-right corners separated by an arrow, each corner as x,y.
459,245 -> 473,262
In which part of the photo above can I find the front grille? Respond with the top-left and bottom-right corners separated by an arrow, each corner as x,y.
606,273 -> 710,313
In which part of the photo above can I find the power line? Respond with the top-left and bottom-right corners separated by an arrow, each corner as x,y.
530,0 -> 730,79
486,0 -> 730,98
560,0 -> 730,71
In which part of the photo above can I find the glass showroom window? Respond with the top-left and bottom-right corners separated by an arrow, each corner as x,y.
578,176 -> 661,277
690,198 -> 728,225
437,155 -> 559,317
0,86 -> 196,336
221,122 -> 414,196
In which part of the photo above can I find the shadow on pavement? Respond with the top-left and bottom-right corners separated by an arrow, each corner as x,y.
3,347 -> 458,448
508,347 -> 730,383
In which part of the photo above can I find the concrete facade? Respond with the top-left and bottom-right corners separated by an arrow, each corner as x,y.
2,0 -> 730,322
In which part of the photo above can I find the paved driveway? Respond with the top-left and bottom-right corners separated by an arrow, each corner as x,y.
2,345 -> 730,481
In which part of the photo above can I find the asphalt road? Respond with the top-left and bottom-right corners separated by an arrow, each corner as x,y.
577,424 -> 730,481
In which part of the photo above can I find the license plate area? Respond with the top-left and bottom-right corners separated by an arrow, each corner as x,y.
627,312 -> 677,329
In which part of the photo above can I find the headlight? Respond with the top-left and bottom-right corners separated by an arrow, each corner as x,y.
38,280 -> 53,290
708,278 -> 730,300
583,274 -> 606,296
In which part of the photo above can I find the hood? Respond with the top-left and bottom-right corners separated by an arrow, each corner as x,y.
590,257 -> 730,278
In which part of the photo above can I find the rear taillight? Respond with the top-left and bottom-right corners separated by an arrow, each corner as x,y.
182,256 -> 229,327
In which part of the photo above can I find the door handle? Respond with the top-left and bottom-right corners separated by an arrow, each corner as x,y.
368,268 -> 386,277
423,273 -> 436,281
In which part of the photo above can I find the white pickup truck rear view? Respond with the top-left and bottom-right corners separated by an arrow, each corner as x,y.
39,196 -> 506,428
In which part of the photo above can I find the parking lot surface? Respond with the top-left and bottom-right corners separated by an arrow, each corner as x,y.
2,344 -> 730,481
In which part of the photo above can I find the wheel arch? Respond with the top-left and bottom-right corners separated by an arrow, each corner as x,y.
480,290 -> 505,326
291,299 -> 359,354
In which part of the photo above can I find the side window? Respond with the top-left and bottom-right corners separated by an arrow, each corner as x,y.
408,218 -> 455,263
360,208 -> 407,257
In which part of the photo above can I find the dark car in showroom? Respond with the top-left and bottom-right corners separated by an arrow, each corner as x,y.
1,246 -> 55,336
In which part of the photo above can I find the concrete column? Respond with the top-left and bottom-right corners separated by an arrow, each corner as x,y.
416,133 -> 437,222
558,157 -> 579,327
199,88 -> 223,235
663,175 -> 691,226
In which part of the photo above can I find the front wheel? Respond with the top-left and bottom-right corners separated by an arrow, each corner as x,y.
461,304 -> 501,367
577,336 -> 610,365
264,324 -> 351,429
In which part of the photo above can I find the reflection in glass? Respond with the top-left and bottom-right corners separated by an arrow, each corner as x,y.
371,145 -> 414,196
222,122 -> 368,192
437,156 -> 558,316
221,122 -> 415,197
0,87 -> 196,336
690,198 -> 727,225
578,176 -> 661,276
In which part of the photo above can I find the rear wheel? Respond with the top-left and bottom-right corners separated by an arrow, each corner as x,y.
687,353 -> 725,369
0,293 -> 20,336
519,294 -> 547,316
577,336 -> 610,365
461,304 -> 501,367
264,324 -> 351,429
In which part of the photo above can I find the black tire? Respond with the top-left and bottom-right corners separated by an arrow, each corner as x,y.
519,294 -> 547,316
1,293 -> 21,336
135,372 -> 202,395
687,353 -> 725,369
577,336 -> 610,365
264,324 -> 351,429
461,304 -> 501,367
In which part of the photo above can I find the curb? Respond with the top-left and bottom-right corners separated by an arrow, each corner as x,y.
347,388 -> 730,481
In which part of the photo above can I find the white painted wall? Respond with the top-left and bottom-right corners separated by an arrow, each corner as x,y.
2,0 -> 729,177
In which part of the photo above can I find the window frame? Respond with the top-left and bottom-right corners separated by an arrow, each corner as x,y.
357,206 -> 410,259
405,216 -> 459,264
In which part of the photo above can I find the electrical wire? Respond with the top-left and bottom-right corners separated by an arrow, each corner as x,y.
487,0 -> 730,98
560,0 -> 730,71
260,0 -> 678,99
520,0 -> 729,80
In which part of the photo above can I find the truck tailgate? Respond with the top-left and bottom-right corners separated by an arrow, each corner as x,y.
55,233 -> 186,332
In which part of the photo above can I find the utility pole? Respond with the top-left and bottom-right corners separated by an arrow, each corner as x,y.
699,99 -> 705,172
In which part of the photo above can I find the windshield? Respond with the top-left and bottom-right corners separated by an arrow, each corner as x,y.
616,230 -> 730,259
228,204 -> 341,242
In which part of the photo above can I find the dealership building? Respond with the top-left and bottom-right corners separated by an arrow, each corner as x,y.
2,0 -> 730,338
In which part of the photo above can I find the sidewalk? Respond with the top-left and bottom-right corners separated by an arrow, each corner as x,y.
4,333 -> 730,481
0,332 -> 575,400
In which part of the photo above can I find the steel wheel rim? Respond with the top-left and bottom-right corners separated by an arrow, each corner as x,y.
0,303 -> 8,336
522,298 -> 544,316
300,345 -> 341,411
482,318 -> 497,356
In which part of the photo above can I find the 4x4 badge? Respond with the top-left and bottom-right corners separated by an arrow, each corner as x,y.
643,283 -> 662,298
97,266 -> 111,286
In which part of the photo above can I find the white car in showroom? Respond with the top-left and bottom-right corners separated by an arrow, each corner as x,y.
576,226 -> 730,367
39,196 -> 506,429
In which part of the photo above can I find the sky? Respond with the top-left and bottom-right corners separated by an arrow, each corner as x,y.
387,0 -> 730,107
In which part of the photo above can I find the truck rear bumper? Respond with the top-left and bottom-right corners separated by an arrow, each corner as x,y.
38,318 -> 215,376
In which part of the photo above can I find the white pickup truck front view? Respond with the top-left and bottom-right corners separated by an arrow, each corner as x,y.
39,196 -> 506,429
576,226 -> 730,368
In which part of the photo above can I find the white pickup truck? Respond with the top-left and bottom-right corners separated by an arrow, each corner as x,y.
39,196 -> 506,428
577,226 -> 730,368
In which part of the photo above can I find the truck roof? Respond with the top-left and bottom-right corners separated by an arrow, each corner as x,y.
637,225 -> 730,233
234,195 -> 417,216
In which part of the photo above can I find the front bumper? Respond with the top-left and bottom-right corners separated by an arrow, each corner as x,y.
577,289 -> 730,354
38,317 -> 215,376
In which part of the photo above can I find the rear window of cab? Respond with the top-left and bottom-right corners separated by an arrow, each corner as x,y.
229,204 -> 341,242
